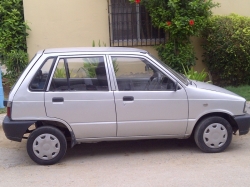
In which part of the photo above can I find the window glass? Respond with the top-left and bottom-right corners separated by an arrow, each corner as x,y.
50,59 -> 68,91
29,57 -> 55,91
149,54 -> 189,85
109,0 -> 165,46
50,57 -> 109,91
112,57 -> 175,91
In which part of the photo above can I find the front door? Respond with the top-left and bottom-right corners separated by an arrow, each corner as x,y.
110,56 -> 188,137
45,55 -> 116,139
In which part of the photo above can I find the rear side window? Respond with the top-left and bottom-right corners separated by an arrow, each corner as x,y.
49,56 -> 109,91
29,57 -> 56,91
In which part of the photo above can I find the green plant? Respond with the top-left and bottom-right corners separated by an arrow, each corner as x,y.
202,14 -> 250,86
130,0 -> 218,73
157,41 -> 195,72
92,40 -> 106,47
82,58 -> 99,78
91,40 -> 119,74
0,0 -> 29,86
54,68 -> 66,78
0,108 -> 6,114
4,50 -> 28,85
112,58 -> 119,74
182,64 -> 209,82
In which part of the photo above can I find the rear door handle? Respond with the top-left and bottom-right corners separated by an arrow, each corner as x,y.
52,97 -> 64,102
123,96 -> 134,101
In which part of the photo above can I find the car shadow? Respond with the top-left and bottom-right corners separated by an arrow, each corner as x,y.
63,137 -> 199,162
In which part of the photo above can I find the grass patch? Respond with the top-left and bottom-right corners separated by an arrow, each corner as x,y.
225,85 -> 250,101
0,108 -> 6,114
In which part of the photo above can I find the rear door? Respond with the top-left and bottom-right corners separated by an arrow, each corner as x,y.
45,55 -> 116,139
108,55 -> 188,137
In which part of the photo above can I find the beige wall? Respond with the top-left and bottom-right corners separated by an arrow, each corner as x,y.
23,0 -> 160,59
23,0 -> 110,58
213,0 -> 250,16
24,0 -> 250,71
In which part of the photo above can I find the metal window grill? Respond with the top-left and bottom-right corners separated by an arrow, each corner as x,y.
108,0 -> 166,47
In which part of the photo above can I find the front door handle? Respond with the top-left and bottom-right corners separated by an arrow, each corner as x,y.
123,96 -> 134,101
52,97 -> 64,102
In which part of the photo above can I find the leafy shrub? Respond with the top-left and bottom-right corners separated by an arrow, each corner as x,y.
54,68 -> 66,78
157,41 -> 196,73
92,40 -> 119,74
202,14 -> 250,86
82,58 -> 99,78
0,0 -> 29,85
182,64 -> 210,82
130,0 -> 218,73
4,50 -> 28,85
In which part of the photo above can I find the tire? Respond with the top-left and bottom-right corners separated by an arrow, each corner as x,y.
194,116 -> 232,153
27,126 -> 67,165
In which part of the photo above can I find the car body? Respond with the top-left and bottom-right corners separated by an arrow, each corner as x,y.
3,47 -> 250,165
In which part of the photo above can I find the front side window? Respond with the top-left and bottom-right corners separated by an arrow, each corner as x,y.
50,57 -> 109,91
112,56 -> 175,91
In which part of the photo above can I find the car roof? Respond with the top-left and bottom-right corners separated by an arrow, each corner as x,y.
43,47 -> 148,54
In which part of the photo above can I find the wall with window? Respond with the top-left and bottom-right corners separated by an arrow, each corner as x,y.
23,0 -> 110,58
23,0 -> 162,60
23,0 -> 250,71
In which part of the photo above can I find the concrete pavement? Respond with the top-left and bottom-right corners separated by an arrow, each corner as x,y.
0,113 -> 5,125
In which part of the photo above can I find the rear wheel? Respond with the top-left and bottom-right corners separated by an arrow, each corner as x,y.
194,116 -> 232,153
27,126 -> 67,165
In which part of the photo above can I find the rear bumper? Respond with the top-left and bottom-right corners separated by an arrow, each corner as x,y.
2,116 -> 36,142
234,113 -> 250,135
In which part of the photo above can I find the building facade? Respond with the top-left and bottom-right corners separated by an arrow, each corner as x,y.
23,0 -> 250,70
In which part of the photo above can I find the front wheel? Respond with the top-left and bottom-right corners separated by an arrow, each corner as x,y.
27,126 -> 67,165
194,116 -> 232,153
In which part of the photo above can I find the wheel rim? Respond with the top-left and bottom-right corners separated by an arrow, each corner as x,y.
203,123 -> 228,148
32,133 -> 61,160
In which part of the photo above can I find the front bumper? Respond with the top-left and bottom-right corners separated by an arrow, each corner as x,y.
234,113 -> 250,135
2,116 -> 36,142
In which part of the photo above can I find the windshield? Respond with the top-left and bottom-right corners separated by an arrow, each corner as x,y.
149,54 -> 189,85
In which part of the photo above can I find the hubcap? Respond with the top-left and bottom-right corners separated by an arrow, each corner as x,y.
33,133 -> 60,160
203,123 -> 228,148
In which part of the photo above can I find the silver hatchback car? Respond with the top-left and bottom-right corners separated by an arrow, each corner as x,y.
3,47 -> 250,165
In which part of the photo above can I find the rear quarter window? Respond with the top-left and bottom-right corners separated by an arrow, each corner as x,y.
29,57 -> 56,91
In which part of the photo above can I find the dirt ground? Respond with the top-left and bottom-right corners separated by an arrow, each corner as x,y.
0,124 -> 250,187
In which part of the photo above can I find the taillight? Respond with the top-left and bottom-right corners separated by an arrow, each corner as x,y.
4,101 -> 12,118
7,106 -> 11,118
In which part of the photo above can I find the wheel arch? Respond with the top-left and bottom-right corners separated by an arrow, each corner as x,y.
191,112 -> 238,137
34,120 -> 77,148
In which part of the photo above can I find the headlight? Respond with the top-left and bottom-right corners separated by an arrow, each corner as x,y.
243,101 -> 247,113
